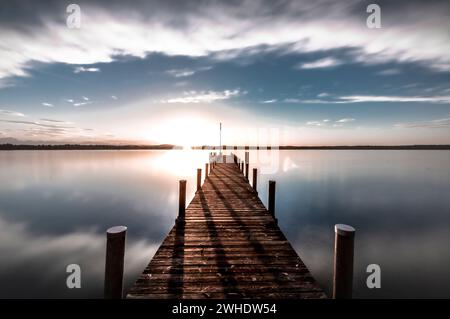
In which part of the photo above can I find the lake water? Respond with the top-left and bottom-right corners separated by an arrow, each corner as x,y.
0,150 -> 449,298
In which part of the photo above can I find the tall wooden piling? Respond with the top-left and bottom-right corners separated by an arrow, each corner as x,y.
178,180 -> 187,221
268,180 -> 276,216
197,168 -> 202,191
205,163 -> 209,178
333,224 -> 355,299
252,168 -> 258,192
104,226 -> 127,299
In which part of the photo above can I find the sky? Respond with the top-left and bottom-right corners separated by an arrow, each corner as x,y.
0,0 -> 449,146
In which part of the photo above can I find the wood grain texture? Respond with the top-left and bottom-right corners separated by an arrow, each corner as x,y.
127,162 -> 326,299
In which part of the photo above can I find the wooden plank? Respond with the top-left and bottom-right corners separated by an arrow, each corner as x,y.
127,161 -> 326,299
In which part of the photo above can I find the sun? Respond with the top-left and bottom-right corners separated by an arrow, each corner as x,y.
149,115 -> 216,149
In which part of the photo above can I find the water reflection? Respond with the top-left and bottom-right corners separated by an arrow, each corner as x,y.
0,150 -> 449,298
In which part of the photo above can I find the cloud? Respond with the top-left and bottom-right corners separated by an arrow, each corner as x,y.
82,96 -> 89,101
0,0 -> 449,84
110,95 -> 118,100
163,89 -> 240,104
284,98 -> 301,103
165,66 -> 212,78
0,109 -> 25,117
395,118 -> 450,129
285,94 -> 450,105
41,102 -> 53,107
284,98 -> 346,104
165,68 -> 195,78
377,68 -> 402,76
317,92 -> 330,98
0,216 -> 158,296
306,118 -> 355,127
73,66 -> 100,73
40,118 -> 73,124
73,102 -> 92,107
297,57 -> 342,69
336,118 -> 355,123
261,99 -> 277,103
339,95 -> 450,103
306,121 -> 325,127
0,119 -> 74,129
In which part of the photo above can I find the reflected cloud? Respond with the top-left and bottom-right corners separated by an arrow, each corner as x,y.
0,216 -> 158,298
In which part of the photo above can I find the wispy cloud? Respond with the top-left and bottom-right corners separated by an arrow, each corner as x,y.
0,119 -> 74,129
261,99 -> 277,104
377,68 -> 402,76
284,98 -> 344,104
74,66 -> 100,73
110,95 -> 118,100
165,66 -> 212,78
163,89 -> 240,104
306,118 -> 353,127
165,68 -> 195,78
40,118 -> 73,125
336,118 -> 355,123
0,109 -> 25,117
306,121 -> 326,127
395,118 -> 450,129
297,57 -> 342,70
73,101 -> 92,107
339,95 -> 450,103
285,94 -> 450,104
41,102 -> 53,107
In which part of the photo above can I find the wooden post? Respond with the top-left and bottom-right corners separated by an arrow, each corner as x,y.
205,163 -> 209,178
241,162 -> 244,173
268,180 -> 276,216
252,168 -> 257,192
245,163 -> 249,180
223,154 -> 226,163
178,180 -> 186,221
104,226 -> 127,299
333,224 -> 355,299
245,151 -> 249,164
197,168 -> 202,191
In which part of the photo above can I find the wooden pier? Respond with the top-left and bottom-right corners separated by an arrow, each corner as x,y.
126,154 -> 326,299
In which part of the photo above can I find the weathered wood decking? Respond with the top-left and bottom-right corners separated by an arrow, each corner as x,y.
127,161 -> 326,299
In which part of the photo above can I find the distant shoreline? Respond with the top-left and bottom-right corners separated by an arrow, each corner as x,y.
0,144 -> 180,150
1,144 -> 450,150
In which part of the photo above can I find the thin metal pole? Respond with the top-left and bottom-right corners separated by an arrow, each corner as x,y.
219,122 -> 222,154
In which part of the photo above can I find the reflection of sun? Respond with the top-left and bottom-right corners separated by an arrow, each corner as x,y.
152,149 -> 209,177
150,116 -> 215,149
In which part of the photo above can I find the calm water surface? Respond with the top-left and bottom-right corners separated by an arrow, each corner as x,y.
0,150 -> 449,298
